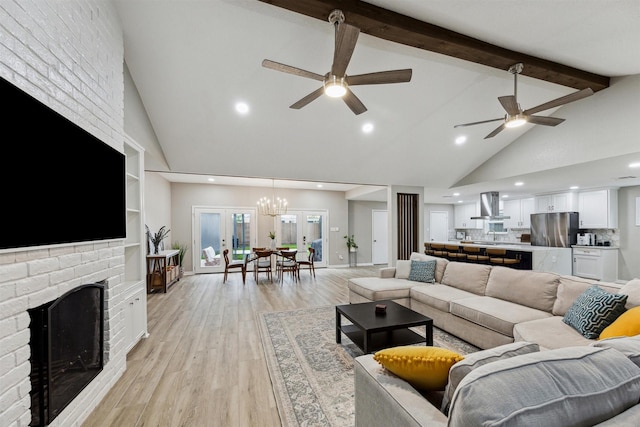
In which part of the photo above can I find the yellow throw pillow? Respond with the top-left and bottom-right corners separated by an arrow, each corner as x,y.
599,306 -> 640,339
373,346 -> 464,390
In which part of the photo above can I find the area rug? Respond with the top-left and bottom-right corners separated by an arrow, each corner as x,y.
257,305 -> 479,427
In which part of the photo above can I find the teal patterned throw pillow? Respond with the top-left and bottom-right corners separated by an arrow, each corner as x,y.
563,285 -> 628,339
408,260 -> 437,283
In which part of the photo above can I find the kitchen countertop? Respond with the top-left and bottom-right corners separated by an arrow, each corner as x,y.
572,245 -> 619,250
436,241 -> 570,252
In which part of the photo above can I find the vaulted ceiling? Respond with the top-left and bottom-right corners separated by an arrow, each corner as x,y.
115,0 -> 640,202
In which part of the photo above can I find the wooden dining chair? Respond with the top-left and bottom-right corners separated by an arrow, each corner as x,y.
223,249 -> 247,284
296,247 -> 316,278
276,250 -> 298,283
253,249 -> 273,282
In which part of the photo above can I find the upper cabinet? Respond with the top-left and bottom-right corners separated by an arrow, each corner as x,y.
454,202 -> 482,229
535,192 -> 578,213
578,189 -> 618,229
503,198 -> 535,229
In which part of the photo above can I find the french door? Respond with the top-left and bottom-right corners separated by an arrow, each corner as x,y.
276,210 -> 327,267
193,207 -> 256,274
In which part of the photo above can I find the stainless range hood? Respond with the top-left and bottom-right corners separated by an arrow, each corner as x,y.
471,191 -> 511,220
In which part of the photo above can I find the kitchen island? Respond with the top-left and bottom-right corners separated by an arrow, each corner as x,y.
426,241 -> 573,275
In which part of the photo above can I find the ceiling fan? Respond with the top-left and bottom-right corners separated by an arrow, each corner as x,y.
262,9 -> 412,115
454,63 -> 594,139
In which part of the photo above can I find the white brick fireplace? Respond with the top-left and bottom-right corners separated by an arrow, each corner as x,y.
0,1 -> 129,426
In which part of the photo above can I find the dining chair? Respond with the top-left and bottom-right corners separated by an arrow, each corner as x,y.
276,250 -> 298,283
296,247 -> 316,278
223,249 -> 247,284
253,249 -> 273,282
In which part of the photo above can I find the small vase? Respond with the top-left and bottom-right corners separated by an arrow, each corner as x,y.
270,240 -> 276,250
153,243 -> 160,254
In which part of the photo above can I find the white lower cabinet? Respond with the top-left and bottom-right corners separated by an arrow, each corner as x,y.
125,284 -> 148,352
572,247 -> 618,282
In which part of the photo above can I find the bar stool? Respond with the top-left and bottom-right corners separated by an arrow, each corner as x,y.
429,243 -> 447,257
445,244 -> 467,261
463,246 -> 489,263
486,248 -> 520,267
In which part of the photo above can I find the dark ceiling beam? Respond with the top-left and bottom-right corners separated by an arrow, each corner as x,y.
258,0 -> 609,92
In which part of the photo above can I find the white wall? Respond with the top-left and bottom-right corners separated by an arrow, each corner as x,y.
618,186 -> 640,280
0,1 -> 127,426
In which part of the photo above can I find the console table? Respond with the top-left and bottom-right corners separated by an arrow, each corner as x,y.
146,250 -> 180,293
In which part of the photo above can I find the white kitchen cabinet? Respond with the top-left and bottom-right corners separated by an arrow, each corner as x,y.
578,189 -> 618,229
124,286 -> 148,352
503,198 -> 535,228
572,247 -> 618,282
535,192 -> 578,213
454,202 -> 482,229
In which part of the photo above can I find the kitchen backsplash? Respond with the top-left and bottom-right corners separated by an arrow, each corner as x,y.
454,228 -> 619,247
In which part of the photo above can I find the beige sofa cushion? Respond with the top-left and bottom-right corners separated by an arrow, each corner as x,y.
348,277 -> 415,301
410,284 -> 477,312
395,260 -> 412,279
485,267 -> 559,312
552,275 -> 622,316
440,262 -> 491,295
619,278 -> 640,309
513,316 -> 594,350
450,296 -> 552,337
410,252 -> 448,283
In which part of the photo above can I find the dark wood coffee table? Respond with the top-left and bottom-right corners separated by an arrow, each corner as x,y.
335,300 -> 433,354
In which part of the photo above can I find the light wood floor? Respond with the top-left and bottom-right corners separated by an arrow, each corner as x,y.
82,265 -> 383,427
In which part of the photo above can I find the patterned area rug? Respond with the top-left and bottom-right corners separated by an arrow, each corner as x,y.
257,305 -> 479,427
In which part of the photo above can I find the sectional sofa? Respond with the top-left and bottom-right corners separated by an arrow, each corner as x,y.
348,252 -> 640,426
348,252 -> 639,350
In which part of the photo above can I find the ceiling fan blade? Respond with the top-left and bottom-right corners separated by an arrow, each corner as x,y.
454,117 -> 503,128
262,59 -> 324,81
524,88 -> 594,115
526,115 -> 565,126
485,123 -> 506,139
347,69 -> 413,86
331,23 -> 359,77
498,95 -> 520,116
342,88 -> 367,115
289,87 -> 325,109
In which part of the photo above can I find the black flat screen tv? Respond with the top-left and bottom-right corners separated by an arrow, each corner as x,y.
1,76 -> 126,250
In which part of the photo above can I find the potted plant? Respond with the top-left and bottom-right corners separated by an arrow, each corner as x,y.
268,231 -> 276,250
344,234 -> 358,252
171,241 -> 188,277
146,225 -> 170,254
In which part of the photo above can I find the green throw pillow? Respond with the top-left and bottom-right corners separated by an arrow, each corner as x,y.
408,259 -> 436,283
563,285 -> 628,339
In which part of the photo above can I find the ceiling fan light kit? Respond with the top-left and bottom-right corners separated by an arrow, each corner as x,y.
454,62 -> 594,138
262,9 -> 412,115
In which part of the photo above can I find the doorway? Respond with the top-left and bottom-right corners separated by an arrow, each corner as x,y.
428,211 -> 449,242
277,210 -> 327,267
372,210 -> 388,264
193,207 -> 256,274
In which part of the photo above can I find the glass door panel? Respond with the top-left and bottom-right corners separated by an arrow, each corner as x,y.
230,212 -> 252,261
194,208 -> 224,273
278,210 -> 327,267
279,214 -> 298,250
304,214 -> 323,264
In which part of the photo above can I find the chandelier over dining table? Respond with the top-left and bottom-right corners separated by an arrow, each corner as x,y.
258,179 -> 287,217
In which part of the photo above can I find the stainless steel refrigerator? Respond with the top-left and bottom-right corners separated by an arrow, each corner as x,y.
530,212 -> 579,247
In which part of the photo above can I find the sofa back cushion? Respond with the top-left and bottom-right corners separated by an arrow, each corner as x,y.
441,341 -> 539,415
552,275 -> 622,316
410,252 -> 448,283
592,335 -> 640,368
395,260 -> 412,279
619,278 -> 640,309
485,267 -> 559,312
448,346 -> 640,427
440,262 -> 491,295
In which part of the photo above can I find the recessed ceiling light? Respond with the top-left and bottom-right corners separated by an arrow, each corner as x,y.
455,136 -> 466,145
362,122 -> 374,133
457,200 -> 463,203
235,102 -> 249,114
453,192 -> 460,196
207,178 -> 215,182
502,194 -> 509,198
569,186 -> 579,190
514,181 -> 524,186
316,184 -> 323,188
629,162 -> 640,168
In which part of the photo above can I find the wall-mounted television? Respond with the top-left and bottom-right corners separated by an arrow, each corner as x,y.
1,76 -> 126,251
